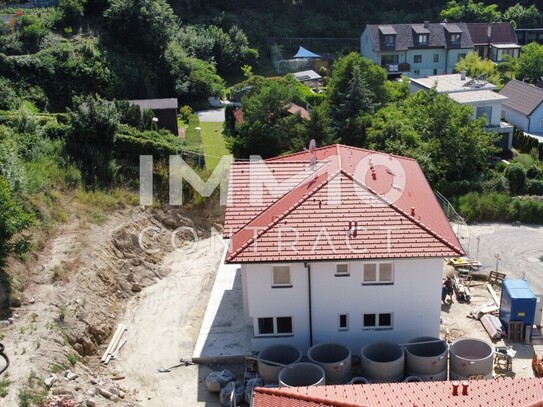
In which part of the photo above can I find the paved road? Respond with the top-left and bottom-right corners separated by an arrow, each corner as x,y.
196,108 -> 225,123
456,223 -> 543,295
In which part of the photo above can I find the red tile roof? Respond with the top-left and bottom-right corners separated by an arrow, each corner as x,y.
252,378 -> 543,407
232,103 -> 310,125
233,107 -> 245,124
287,103 -> 311,120
224,144 -> 464,263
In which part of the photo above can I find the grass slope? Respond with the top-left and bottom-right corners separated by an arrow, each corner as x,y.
200,122 -> 229,170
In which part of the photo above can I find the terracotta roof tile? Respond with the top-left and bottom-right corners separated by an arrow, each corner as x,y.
287,103 -> 311,120
224,145 -> 464,263
253,378 -> 543,407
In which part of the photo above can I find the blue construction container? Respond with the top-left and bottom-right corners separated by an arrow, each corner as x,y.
499,279 -> 536,333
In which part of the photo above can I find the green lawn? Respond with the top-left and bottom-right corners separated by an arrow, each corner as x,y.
200,121 -> 229,170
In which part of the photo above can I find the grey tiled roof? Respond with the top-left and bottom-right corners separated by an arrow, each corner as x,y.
467,22 -> 518,45
365,22 -> 474,52
499,80 -> 543,116
128,98 -> 178,110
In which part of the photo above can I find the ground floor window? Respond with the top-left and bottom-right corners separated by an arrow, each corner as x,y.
363,313 -> 393,329
339,314 -> 349,330
256,316 -> 293,336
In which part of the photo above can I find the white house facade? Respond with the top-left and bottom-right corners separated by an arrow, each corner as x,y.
499,79 -> 543,134
361,22 -> 474,78
225,145 -> 464,354
410,73 -> 513,150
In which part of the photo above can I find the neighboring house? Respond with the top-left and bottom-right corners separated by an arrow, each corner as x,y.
410,73 -> 513,150
467,22 -> 520,62
360,22 -> 474,78
223,144 -> 464,354
252,378 -> 543,407
499,79 -> 543,134
127,98 -> 178,136
293,69 -> 322,88
515,28 -> 543,46
232,103 -> 310,125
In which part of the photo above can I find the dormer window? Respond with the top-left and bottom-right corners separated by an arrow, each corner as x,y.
451,33 -> 461,43
384,35 -> 396,46
418,34 -> 428,44
379,25 -> 397,47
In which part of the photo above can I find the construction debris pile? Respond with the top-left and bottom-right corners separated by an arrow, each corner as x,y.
533,351 -> 543,378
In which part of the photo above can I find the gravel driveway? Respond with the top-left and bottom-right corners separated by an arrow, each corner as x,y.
456,223 -> 543,295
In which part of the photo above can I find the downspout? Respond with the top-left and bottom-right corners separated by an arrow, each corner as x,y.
304,262 -> 313,347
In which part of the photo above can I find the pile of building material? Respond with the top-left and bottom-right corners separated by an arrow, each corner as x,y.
101,324 -> 127,365
533,351 -> 543,377
480,314 -> 504,339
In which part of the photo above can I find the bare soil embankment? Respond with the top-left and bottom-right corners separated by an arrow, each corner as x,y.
0,201 -> 223,406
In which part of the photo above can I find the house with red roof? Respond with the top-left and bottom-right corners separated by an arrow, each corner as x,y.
224,144 -> 464,353
251,378 -> 543,407
232,103 -> 310,126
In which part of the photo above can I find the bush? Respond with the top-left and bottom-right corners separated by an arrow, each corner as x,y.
458,192 -> 511,223
527,165 -> 543,180
504,163 -> 526,195
480,173 -> 509,193
525,179 -> 543,195
508,197 -> 543,223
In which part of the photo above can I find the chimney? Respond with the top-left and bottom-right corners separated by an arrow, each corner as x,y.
424,21 -> 429,29
451,381 -> 459,396
410,207 -> 415,216
462,381 -> 469,396
460,70 -> 466,80
487,25 -> 492,41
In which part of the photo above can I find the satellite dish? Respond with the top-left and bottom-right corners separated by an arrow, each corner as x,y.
308,139 -> 317,154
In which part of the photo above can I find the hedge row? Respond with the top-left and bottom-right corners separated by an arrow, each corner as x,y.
458,192 -> 543,224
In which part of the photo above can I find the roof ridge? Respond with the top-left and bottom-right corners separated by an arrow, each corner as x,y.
265,144 -> 419,163
343,170 -> 464,255
254,387 -> 368,407
226,170 -> 342,262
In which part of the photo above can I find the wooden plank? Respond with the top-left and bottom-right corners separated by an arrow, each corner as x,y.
101,324 -> 124,362
112,338 -> 127,359
486,283 -> 500,306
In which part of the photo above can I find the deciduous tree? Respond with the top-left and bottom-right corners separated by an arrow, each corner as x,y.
516,42 -> 543,83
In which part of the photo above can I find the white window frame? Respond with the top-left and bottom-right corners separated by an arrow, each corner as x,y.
335,263 -> 350,277
418,34 -> 428,44
362,312 -> 393,330
362,262 -> 394,285
255,316 -> 294,337
271,265 -> 292,288
450,33 -> 461,43
338,314 -> 349,331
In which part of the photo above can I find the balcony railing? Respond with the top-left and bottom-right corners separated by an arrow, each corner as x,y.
383,62 -> 410,73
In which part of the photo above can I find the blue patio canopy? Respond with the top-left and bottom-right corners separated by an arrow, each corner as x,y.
293,46 -> 321,59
